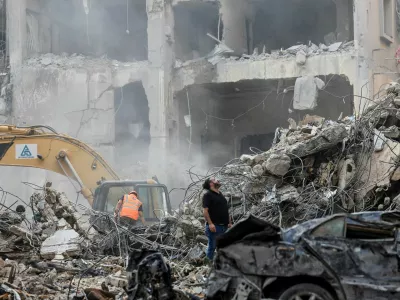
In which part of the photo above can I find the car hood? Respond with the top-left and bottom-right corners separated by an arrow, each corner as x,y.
216,214 -> 281,248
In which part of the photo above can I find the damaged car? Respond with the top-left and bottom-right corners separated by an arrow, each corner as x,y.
207,212 -> 400,300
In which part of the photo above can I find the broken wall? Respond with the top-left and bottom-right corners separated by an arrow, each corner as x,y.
363,0 -> 400,105
219,0 -> 353,55
219,0 -> 250,55
174,1 -> 221,61
114,82 -> 150,177
6,58 -> 151,207
250,0 -> 353,50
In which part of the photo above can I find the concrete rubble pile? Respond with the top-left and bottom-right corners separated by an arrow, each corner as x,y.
238,40 -> 355,62
24,52 -> 145,69
0,188 -> 130,299
0,186 -> 210,299
0,256 -> 126,299
181,82 -> 400,229
4,83 -> 400,298
176,38 -> 355,67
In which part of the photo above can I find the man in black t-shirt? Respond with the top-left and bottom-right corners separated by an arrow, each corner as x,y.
202,178 -> 232,260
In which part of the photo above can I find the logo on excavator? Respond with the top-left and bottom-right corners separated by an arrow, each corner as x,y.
16,144 -> 37,159
20,145 -> 32,157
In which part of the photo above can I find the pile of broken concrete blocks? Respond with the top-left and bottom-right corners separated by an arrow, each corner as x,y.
0,241 -> 134,300
182,82 -> 400,228
0,188 -> 131,299
237,40 -> 354,63
171,261 -> 210,298
0,255 -> 127,299
0,186 -> 212,299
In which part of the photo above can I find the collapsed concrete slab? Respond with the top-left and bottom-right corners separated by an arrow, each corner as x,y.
263,153 -> 291,176
285,124 -> 348,157
40,229 -> 81,259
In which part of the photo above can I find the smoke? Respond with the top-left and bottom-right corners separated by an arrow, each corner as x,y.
113,82 -> 150,179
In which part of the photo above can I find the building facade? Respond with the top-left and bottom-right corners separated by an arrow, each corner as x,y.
3,0 -> 400,205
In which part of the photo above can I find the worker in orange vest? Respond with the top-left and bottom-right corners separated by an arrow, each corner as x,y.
114,190 -> 146,227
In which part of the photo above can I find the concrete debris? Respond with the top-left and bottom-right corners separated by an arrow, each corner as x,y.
252,164 -> 264,176
4,82 -> 400,299
245,40 -> 353,61
299,114 -> 325,127
283,123 -> 348,157
288,118 -> 297,130
174,40 -> 355,67
295,50 -> 307,65
374,129 -> 387,152
328,42 -> 343,52
356,138 -> 400,205
40,229 -> 81,259
286,44 -> 308,55
264,185 -> 300,203
337,157 -> 356,192
392,167 -> 400,181
0,254 -> 126,299
293,76 -> 325,110
263,153 -> 291,176
229,40 -> 354,63
0,185 -> 210,299
180,82 -> 400,230
319,43 -> 329,51
24,52 -> 146,70
207,43 -> 234,65
382,125 -> 400,138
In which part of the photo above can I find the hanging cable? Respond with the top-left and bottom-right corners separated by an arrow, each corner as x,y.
83,0 -> 90,45
126,0 -> 130,34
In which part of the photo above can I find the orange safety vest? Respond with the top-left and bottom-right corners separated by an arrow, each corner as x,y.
119,194 -> 142,220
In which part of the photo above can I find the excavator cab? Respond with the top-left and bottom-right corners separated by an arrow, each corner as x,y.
0,125 -> 174,225
92,180 -> 172,223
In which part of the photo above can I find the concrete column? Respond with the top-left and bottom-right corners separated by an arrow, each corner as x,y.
7,0 -> 27,73
220,0 -> 248,55
353,0 -> 370,115
146,0 -> 175,185
336,0 -> 351,42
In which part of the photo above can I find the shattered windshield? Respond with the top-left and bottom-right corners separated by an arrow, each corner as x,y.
282,218 -> 329,243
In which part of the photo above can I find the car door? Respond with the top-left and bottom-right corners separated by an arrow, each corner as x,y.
341,220 -> 400,298
303,216 -> 359,278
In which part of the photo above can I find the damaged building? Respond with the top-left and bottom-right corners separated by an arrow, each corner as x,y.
2,0 -> 400,205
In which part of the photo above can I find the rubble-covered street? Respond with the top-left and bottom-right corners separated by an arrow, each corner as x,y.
2,82 -> 400,299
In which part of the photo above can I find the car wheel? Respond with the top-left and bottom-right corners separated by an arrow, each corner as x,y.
279,283 -> 335,300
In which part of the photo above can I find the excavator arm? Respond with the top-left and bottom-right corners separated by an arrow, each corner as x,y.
0,125 -> 120,206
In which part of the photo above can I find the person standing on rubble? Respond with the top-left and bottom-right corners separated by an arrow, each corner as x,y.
202,178 -> 232,260
114,190 -> 146,228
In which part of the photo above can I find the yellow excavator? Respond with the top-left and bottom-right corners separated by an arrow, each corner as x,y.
0,124 -> 172,222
